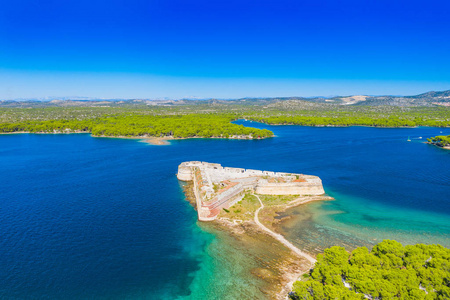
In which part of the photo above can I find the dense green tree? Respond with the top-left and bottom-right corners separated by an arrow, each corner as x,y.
291,240 -> 450,300
427,135 -> 450,147
0,114 -> 274,139
0,104 -> 448,137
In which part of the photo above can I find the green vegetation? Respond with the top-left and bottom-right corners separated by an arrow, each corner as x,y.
427,135 -> 450,147
248,109 -> 450,127
0,113 -> 273,139
219,193 -> 260,221
256,194 -> 299,206
0,100 -> 449,139
219,193 -> 301,223
290,240 -> 450,299
244,102 -> 450,127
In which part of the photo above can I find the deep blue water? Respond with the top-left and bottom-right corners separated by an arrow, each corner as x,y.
0,124 -> 449,299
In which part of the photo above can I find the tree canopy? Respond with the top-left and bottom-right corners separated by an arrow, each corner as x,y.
291,240 -> 450,299
0,102 -> 448,139
0,113 -> 273,139
427,135 -> 450,147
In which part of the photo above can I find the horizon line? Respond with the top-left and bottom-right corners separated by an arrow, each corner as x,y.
2,88 -> 449,102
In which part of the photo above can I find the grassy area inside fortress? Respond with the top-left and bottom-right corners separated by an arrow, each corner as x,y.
219,193 -> 332,229
219,193 -> 299,222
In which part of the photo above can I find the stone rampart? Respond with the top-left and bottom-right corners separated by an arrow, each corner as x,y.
204,183 -> 244,210
255,182 -> 325,195
178,161 -> 303,181
177,161 -> 326,221
177,166 -> 193,181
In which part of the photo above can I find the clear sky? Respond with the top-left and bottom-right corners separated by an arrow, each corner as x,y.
1,0 -> 449,99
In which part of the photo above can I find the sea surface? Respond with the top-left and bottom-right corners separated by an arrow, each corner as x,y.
0,123 -> 449,299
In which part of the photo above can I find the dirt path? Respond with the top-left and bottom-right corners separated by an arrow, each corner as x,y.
253,194 -> 317,265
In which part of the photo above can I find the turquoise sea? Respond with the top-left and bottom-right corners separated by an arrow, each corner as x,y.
0,122 -> 449,299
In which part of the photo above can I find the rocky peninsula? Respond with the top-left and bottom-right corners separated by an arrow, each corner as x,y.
427,135 -> 450,150
177,161 -> 333,299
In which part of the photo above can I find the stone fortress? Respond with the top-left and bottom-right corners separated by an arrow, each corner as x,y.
177,161 -> 325,221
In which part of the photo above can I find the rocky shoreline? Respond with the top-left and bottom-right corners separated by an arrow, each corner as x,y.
0,131 -> 269,145
426,141 -> 450,150
182,181 -> 332,299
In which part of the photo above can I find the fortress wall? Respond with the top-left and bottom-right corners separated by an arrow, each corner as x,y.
202,162 -> 223,170
177,161 -> 326,221
191,167 -> 216,221
301,176 -> 322,184
204,183 -> 244,209
275,172 -> 289,176
183,161 -> 202,167
246,169 -> 264,176
224,194 -> 245,209
198,183 -> 245,220
211,191 -> 244,211
177,166 -> 193,181
179,161 -> 302,182
232,177 -> 259,190
198,214 -> 218,222
224,167 -> 246,173
255,182 -> 325,195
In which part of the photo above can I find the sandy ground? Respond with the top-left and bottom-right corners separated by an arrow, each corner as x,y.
142,138 -> 171,145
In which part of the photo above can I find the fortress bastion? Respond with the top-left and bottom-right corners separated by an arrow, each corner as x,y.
177,161 -> 326,221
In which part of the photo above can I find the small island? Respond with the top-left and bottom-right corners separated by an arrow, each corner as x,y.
427,135 -> 450,150
177,161 -> 333,299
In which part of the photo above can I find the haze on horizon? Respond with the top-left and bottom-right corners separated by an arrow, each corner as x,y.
1,0 -> 449,100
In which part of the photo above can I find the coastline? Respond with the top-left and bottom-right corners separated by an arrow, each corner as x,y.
210,218 -> 308,299
95,135 -> 176,145
182,179 -> 332,299
141,138 -> 171,145
0,131 -> 89,135
214,195 -> 333,299
0,131 -> 30,134
263,123 -> 424,128
0,131 -> 270,144
425,141 -> 450,150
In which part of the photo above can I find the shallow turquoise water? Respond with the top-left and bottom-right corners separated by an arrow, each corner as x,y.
0,124 -> 449,299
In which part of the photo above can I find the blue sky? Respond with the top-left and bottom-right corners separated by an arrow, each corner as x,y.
1,0 -> 449,99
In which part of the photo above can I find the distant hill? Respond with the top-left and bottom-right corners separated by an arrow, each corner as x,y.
297,90 -> 450,106
228,90 -> 450,107
1,90 -> 449,108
